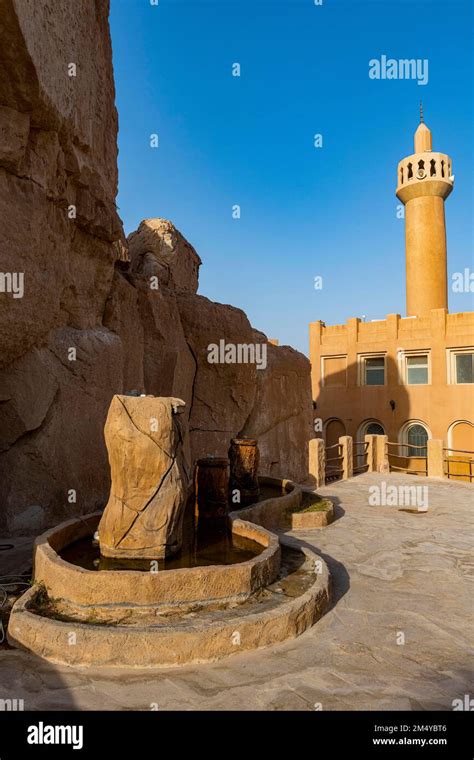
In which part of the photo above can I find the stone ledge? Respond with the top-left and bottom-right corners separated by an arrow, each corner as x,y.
234,477 -> 334,531
32,511 -> 280,608
291,497 -> 334,529
8,540 -> 330,668
233,476 -> 302,531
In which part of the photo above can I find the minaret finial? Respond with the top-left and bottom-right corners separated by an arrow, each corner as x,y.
420,100 -> 424,123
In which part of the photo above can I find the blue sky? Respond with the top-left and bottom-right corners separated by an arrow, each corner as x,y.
110,0 -> 473,355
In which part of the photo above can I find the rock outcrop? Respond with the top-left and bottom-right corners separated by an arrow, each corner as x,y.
98,395 -> 191,559
129,218 -> 201,294
0,2 -> 313,535
241,332 -> 314,480
0,0 -> 123,370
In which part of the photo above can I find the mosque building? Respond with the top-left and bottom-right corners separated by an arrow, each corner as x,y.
309,110 -> 473,474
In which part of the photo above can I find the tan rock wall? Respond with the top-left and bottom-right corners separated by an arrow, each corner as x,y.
0,4 -> 313,534
0,0 -> 122,369
241,333 -> 313,482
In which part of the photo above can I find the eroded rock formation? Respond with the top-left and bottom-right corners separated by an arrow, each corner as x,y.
98,395 -> 191,559
0,1 -> 313,535
0,0 -> 123,370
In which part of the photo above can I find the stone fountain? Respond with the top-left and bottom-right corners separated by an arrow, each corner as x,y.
98,394 -> 191,559
7,395 -> 331,668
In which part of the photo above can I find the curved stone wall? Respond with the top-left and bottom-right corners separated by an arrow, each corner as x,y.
233,476 -> 303,531
33,512 -> 281,608
9,541 -> 330,668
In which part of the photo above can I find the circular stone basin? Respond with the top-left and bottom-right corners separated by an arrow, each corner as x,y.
10,539 -> 330,668
33,511 -> 281,609
8,476 -> 333,669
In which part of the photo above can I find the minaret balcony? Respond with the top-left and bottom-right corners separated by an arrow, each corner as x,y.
396,151 -> 454,203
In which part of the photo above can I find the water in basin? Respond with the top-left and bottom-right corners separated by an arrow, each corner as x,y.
60,501 -> 263,572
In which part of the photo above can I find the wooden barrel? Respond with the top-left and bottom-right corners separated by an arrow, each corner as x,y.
195,457 -> 230,519
228,438 -> 260,507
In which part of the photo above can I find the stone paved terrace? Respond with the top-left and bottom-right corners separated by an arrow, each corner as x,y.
0,473 -> 472,711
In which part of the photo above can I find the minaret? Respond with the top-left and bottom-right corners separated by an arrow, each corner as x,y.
396,105 -> 454,316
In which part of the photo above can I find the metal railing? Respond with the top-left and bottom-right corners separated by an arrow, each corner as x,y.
443,448 -> 474,483
386,441 -> 428,476
353,441 -> 369,475
325,442 -> 343,483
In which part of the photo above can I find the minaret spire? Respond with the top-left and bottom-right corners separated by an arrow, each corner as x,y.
414,107 -> 432,153
396,115 -> 454,316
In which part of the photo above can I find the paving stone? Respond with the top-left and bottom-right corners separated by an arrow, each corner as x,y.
0,473 -> 471,711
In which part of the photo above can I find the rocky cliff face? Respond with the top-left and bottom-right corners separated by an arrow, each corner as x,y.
122,219 -> 313,483
0,0 -> 123,369
0,1 -> 313,535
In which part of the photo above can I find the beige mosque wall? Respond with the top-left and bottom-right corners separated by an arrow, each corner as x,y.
310,310 -> 474,449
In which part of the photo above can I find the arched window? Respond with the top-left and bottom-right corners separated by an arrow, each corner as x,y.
407,424 -> 428,457
356,420 -> 385,469
358,419 -> 385,440
430,159 -> 436,176
366,422 -> 384,436
399,420 -> 431,459
407,162 -> 413,179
